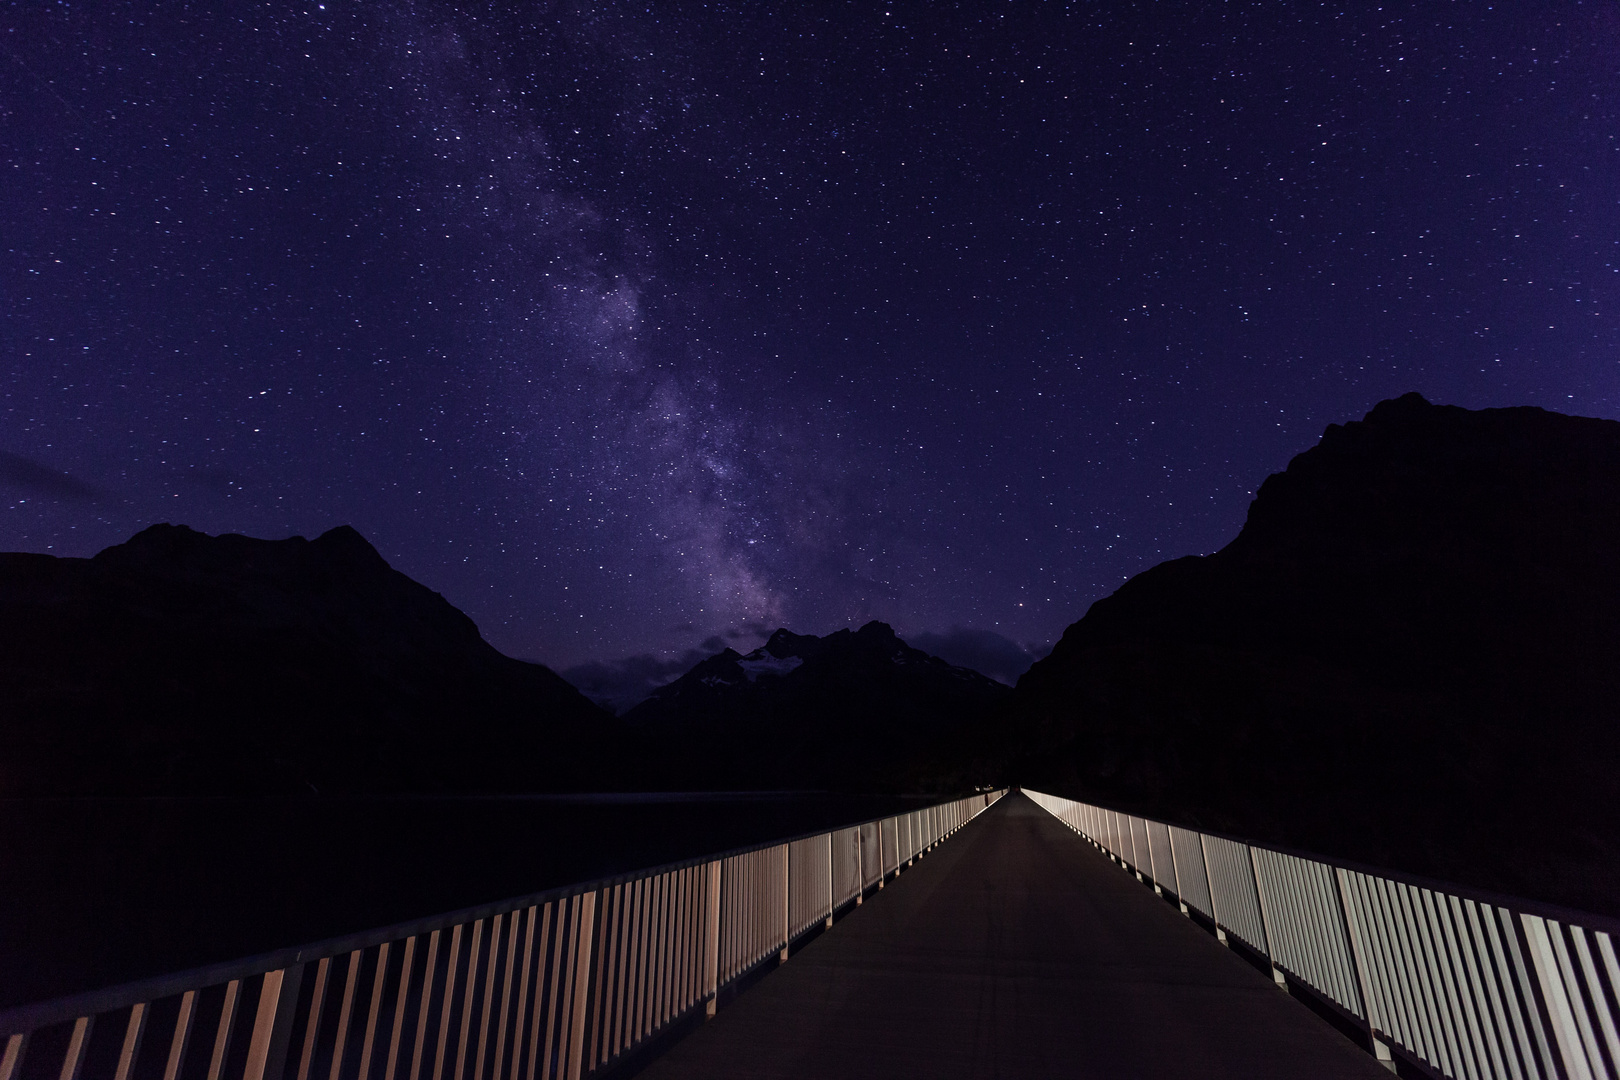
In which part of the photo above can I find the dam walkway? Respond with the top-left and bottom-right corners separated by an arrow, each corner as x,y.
7,789 -> 1611,1080
640,792 -> 1387,1079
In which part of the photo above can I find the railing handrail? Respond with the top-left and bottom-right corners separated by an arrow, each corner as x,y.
1022,787 -> 1620,1080
1027,791 -> 1620,938
0,791 -> 1003,1040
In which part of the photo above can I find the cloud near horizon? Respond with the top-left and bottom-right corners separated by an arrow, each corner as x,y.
561,636 -> 731,714
0,451 -> 105,503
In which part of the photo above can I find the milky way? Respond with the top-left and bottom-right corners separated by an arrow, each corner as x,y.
4,2 -> 1616,694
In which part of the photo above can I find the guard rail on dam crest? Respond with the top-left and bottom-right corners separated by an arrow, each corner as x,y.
0,793 -> 1004,1080
1024,789 -> 1620,1080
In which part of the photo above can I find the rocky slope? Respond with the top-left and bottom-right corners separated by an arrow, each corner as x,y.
0,524 -> 617,795
1001,393 -> 1620,914
625,622 -> 1011,791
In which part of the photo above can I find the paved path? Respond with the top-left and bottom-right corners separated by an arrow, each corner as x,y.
640,792 -> 1389,1079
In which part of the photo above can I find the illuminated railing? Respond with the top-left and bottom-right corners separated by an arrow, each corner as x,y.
0,792 -> 1005,1080
1024,788 -> 1620,1080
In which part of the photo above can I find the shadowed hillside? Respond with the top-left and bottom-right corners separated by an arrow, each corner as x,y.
999,394 -> 1620,915
0,524 -> 618,795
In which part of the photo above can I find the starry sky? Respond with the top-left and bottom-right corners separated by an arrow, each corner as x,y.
4,2 -> 1617,702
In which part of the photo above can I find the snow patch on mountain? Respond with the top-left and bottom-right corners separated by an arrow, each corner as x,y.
737,651 -> 803,680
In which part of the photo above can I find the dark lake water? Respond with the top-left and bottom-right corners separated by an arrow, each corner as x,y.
0,792 -> 940,1009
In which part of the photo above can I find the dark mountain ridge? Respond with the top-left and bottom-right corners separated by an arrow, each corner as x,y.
625,621 -> 1011,791
0,523 -> 617,795
1001,393 -> 1620,914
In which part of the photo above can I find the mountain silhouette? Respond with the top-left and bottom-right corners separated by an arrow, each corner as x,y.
624,622 -> 1012,791
1000,393 -> 1620,914
0,524 -> 617,795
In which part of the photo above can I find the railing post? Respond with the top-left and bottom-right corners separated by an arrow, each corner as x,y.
1334,868 -> 1396,1072
876,820 -> 884,889
824,833 -> 834,930
59,1018 -> 92,1080
854,827 -> 863,905
164,990 -> 197,1080
564,893 -> 596,1080
0,1035 -> 25,1080
779,846 -> 790,965
1247,847 -> 1285,989
244,965 -> 304,1080
112,1004 -> 147,1080
703,860 -> 721,1018
1519,914 -> 1588,1080
1198,834 -> 1228,946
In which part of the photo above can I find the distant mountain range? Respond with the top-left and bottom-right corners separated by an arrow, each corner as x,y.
622,623 -> 1010,791
0,524 -> 617,795
0,525 -> 1004,795
996,393 -> 1620,915
5,393 -> 1617,916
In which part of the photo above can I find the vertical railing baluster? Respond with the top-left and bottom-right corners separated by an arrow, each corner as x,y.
473,917 -> 501,1080
493,911 -> 518,1080
525,904 -> 553,1080
752,853 -> 761,964
617,883 -> 634,1056
1451,897 -> 1509,1080
208,980 -> 242,1080
592,889 -> 615,1069
1198,834 -> 1226,945
1461,902 -> 1521,1080
58,1016 -> 92,1080
432,925 -> 464,1080
384,937 -> 418,1080
298,958 -> 331,1080
1521,916 -> 1589,1080
779,845 -> 790,964
245,967 -> 303,1080
542,900 -> 577,1080
329,955 -> 363,1080
642,879 -> 657,1047
164,989 -> 198,1080
0,1034 -> 25,1080
408,932 -> 440,1080
641,878 -> 660,1038
659,873 -> 675,1027
1336,868 -> 1395,1070
672,870 -> 691,1018
704,860 -> 721,1018
453,920 -> 485,1080
588,890 -> 613,1068
507,911 -> 535,1080
825,833 -> 835,929
614,884 -> 637,1057
680,868 -> 695,1017
688,867 -> 702,1010
358,943 -> 392,1080
1248,847 -> 1282,984
876,820 -> 884,889
113,1003 -> 147,1080
854,826 -> 863,905
564,893 -> 597,1080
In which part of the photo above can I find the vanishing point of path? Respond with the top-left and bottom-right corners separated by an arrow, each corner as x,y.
640,791 -> 1390,1079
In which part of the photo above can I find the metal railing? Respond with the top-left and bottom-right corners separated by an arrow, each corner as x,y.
0,792 -> 1005,1080
1024,789 -> 1620,1080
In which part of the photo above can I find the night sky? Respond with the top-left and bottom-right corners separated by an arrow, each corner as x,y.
4,2 -> 1617,701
